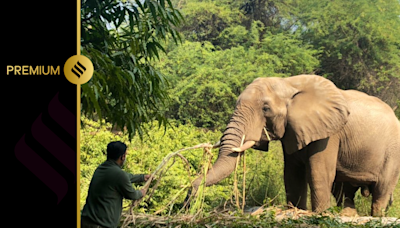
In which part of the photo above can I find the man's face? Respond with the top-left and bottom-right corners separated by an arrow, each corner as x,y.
121,151 -> 127,166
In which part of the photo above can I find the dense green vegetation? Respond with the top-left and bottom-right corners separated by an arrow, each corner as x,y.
157,0 -> 400,130
80,0 -> 400,226
159,31 -> 320,130
80,117 -> 400,223
80,117 -> 286,213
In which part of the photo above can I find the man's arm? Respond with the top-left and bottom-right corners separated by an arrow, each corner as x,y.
117,172 -> 145,200
127,173 -> 145,183
127,173 -> 151,183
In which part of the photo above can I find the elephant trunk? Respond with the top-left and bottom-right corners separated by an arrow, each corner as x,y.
192,119 -> 246,191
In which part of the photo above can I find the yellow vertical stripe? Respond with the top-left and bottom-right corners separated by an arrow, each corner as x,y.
77,0 -> 81,227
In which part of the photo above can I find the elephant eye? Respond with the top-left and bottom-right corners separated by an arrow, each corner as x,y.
262,106 -> 270,112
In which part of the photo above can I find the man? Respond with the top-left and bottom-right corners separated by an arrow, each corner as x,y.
81,141 -> 151,228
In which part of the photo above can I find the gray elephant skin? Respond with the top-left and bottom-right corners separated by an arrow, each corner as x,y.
190,74 -> 400,216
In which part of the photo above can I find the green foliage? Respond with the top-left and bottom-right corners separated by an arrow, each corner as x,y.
239,0 -> 292,33
216,24 -> 254,49
289,0 -> 400,107
81,0 -> 184,139
80,116 -> 223,213
80,117 -> 287,213
157,29 -> 319,130
176,0 -> 244,44
245,142 -> 286,206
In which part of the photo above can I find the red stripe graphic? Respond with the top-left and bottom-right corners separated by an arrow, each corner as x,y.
14,93 -> 74,205
15,135 -> 68,204
32,114 -> 75,174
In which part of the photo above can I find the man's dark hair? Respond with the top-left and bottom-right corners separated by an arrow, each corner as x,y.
107,141 -> 127,160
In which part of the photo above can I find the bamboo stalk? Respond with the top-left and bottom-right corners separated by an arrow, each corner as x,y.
240,134 -> 245,147
234,135 -> 245,211
234,155 -> 240,209
189,146 -> 214,215
242,150 -> 246,212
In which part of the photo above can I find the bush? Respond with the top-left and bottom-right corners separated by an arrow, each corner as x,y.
157,31 -> 319,130
245,142 -> 286,207
80,117 -> 224,213
80,117 -> 287,214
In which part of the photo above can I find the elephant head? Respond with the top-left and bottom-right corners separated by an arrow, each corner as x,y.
190,75 -> 349,193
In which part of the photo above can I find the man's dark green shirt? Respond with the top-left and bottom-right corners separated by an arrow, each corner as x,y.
81,160 -> 145,228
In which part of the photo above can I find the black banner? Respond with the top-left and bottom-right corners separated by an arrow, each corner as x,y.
5,1 -> 78,227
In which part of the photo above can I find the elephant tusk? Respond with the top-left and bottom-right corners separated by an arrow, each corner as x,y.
212,140 -> 221,148
232,140 -> 256,152
264,127 -> 271,141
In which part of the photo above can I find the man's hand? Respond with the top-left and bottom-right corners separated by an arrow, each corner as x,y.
140,188 -> 147,197
144,174 -> 151,182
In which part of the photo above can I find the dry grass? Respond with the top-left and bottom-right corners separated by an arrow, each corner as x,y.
120,206 -> 400,228
121,143 -> 215,228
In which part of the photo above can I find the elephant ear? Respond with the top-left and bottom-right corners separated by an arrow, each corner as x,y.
281,75 -> 349,154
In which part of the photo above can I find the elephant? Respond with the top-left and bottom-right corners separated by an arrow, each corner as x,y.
190,74 -> 400,216
332,182 -> 394,216
332,182 -> 372,216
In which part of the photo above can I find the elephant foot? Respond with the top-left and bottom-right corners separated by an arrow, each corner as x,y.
340,207 -> 358,217
371,205 -> 386,217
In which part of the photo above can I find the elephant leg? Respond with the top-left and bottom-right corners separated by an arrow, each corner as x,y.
332,182 -> 344,207
371,180 -> 398,216
332,182 -> 358,216
371,184 -> 391,216
332,182 -> 345,207
284,153 -> 308,210
306,138 -> 339,213
371,160 -> 400,216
